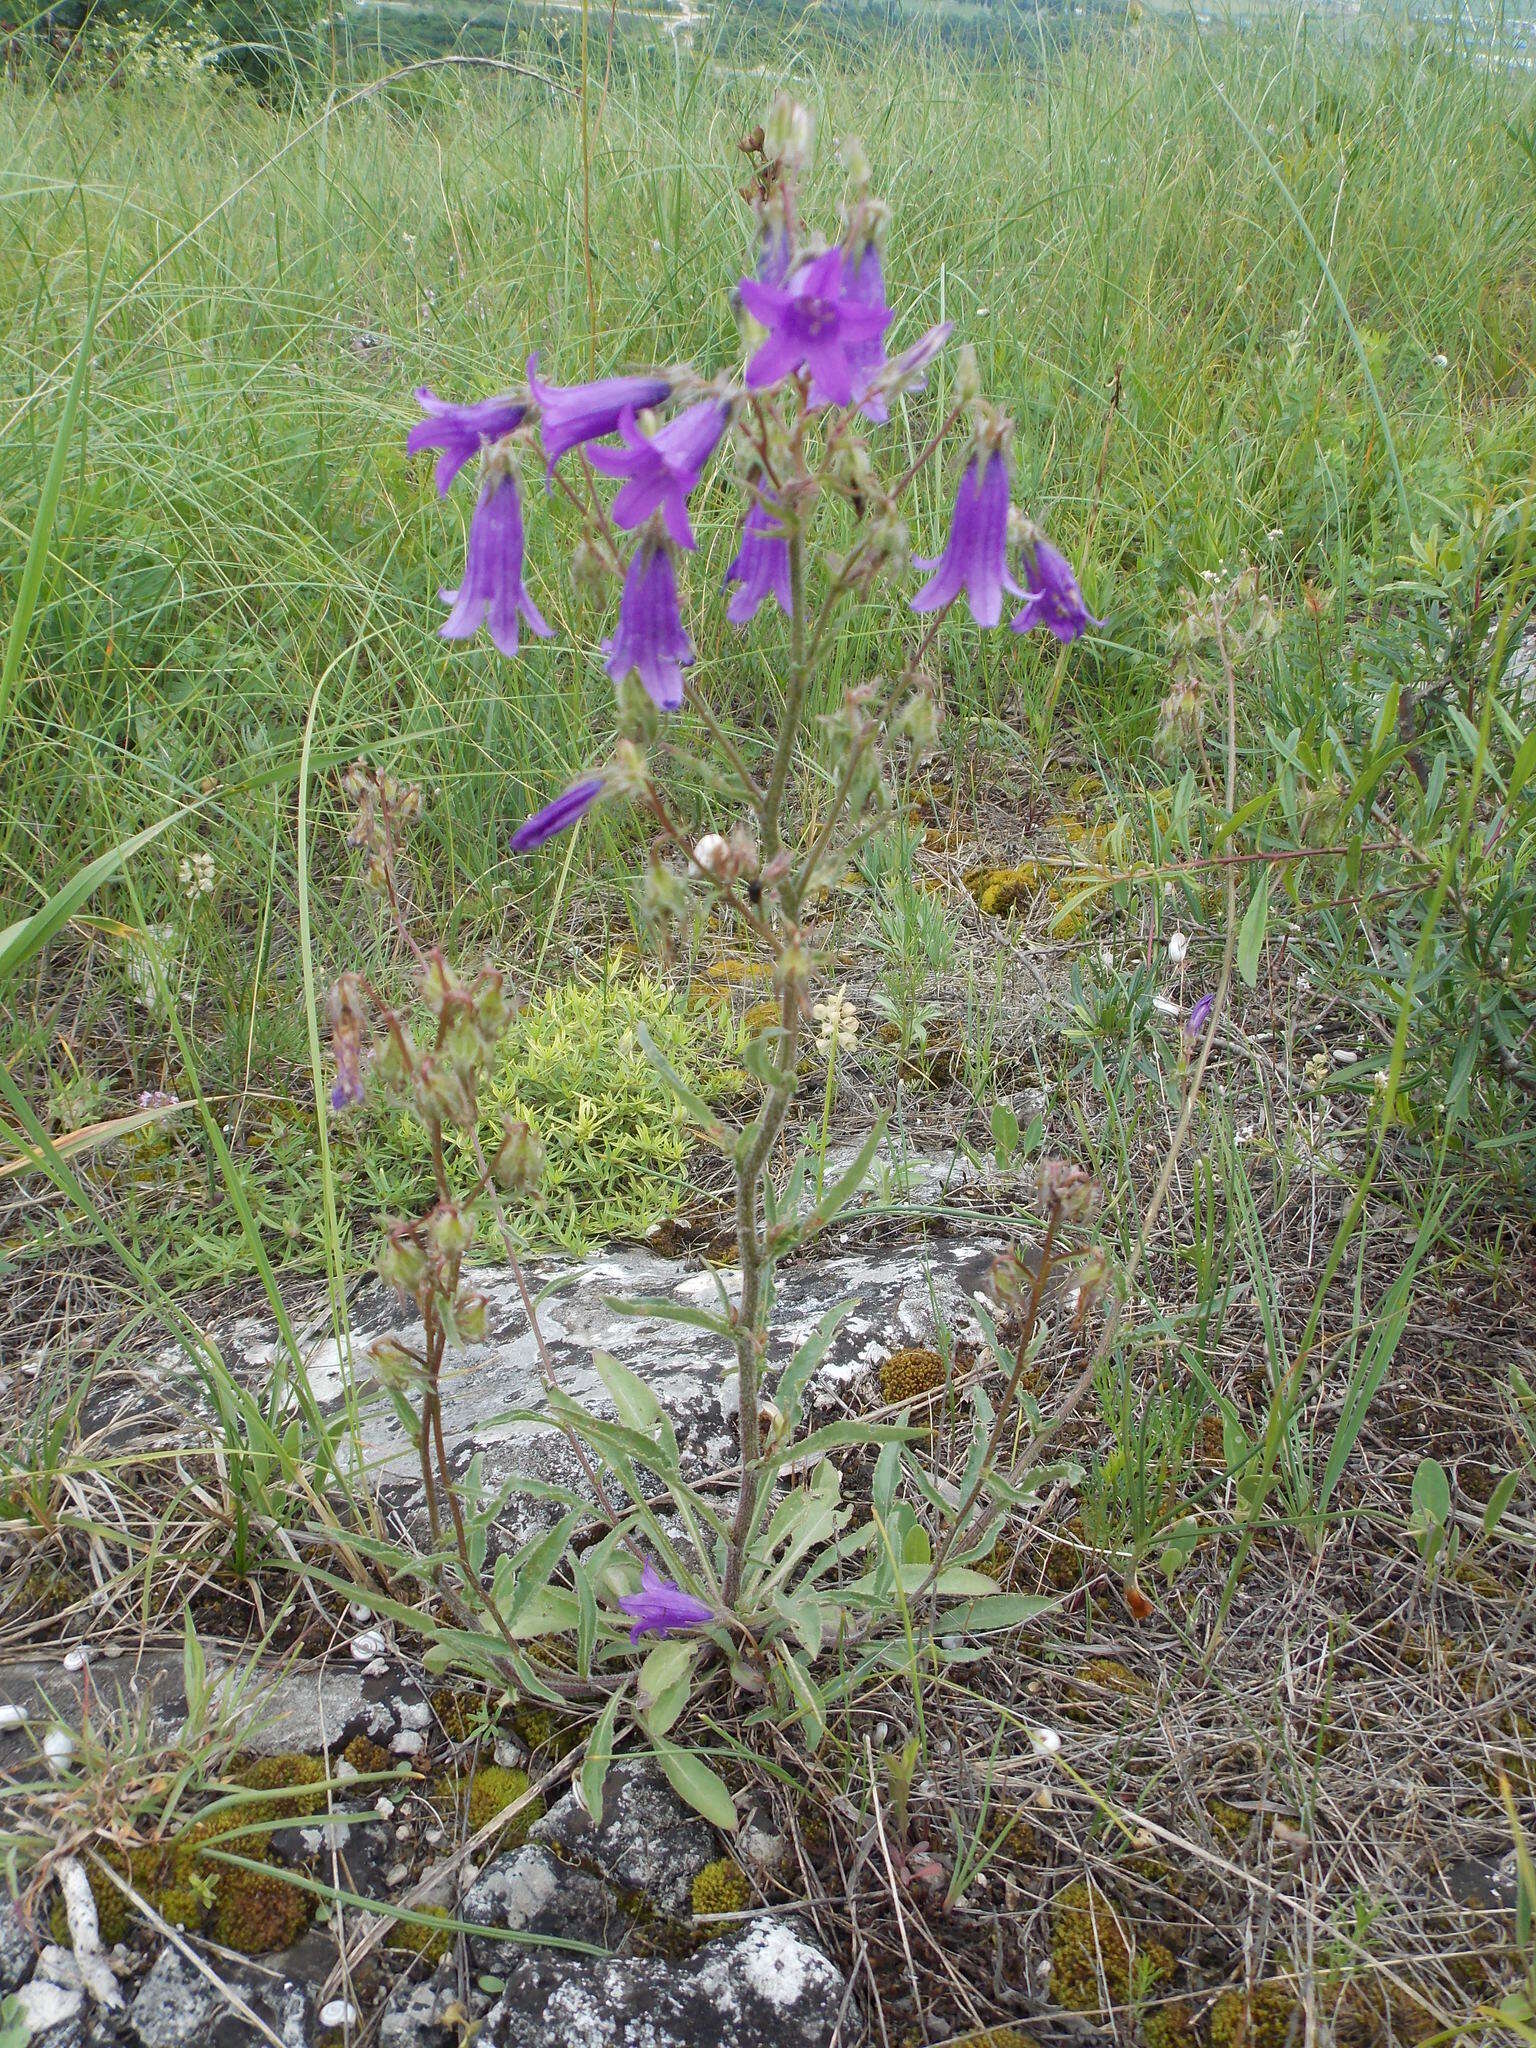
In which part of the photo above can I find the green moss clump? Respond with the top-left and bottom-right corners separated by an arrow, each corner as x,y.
949,2030 -> 1043,2048
207,1862 -> 311,1955
509,1700 -> 580,1759
1074,1657 -> 1151,1699
1050,1879 -> 1180,2023
965,863 -> 1045,917
232,1752 -> 327,1821
879,1347 -> 946,1404
434,1764 -> 543,1847
691,1858 -> 751,1921
342,1734 -> 392,1776
1206,1797 -> 1252,1842
1208,1987 -> 1302,2048
430,1687 -> 483,1745
385,1904 -> 453,1962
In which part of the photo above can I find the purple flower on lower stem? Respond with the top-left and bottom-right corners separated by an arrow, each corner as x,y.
844,240 -> 890,421
756,219 -> 793,288
739,246 -> 892,409
587,400 -> 729,551
910,450 -> 1020,629
408,387 -> 526,495
1182,992 -> 1215,1053
510,776 -> 606,853
330,1060 -> 365,1114
724,500 -> 792,625
1011,533 -> 1100,643
618,1563 -> 714,1644
603,541 -> 694,710
439,467 -> 551,659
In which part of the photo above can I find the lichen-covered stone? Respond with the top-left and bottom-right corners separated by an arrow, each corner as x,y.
530,1762 -> 717,1919
129,1941 -> 318,2048
460,1843 -> 622,1973
0,1899 -> 32,1992
479,1915 -> 846,2047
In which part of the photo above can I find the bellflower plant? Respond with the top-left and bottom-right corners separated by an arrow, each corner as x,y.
334,98 -> 1103,1814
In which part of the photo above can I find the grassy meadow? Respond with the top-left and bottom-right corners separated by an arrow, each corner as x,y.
2,9 -> 1536,2039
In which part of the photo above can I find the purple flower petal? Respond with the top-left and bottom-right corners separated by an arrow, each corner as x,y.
740,245 -> 892,410
510,776 -> 606,853
603,542 -> 694,710
910,451 -> 1021,629
438,468 -> 552,659
844,241 -> 890,421
587,400 -> 728,552
408,386 -> 526,496
1182,992 -> 1216,1052
1010,535 -> 1100,643
617,1562 -> 714,1643
724,500 -> 793,625
527,354 -> 675,476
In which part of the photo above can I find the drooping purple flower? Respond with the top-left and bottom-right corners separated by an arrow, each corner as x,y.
587,400 -> 729,551
844,240 -> 890,421
756,218 -> 793,287
510,776 -> 606,853
739,246 -> 893,409
617,1562 -> 714,1644
603,541 -> 694,709
439,467 -> 551,658
1011,534 -> 1100,643
910,450 -> 1021,629
526,353 -> 675,475
887,321 -> 952,392
327,973 -> 367,1114
1182,992 -> 1216,1053
724,500 -> 792,625
408,387 -> 526,496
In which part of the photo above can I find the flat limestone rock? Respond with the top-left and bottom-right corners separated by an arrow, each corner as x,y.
459,1843 -> 622,1970
168,1231 -> 1004,1547
128,1939 -> 320,2046
479,1917 -> 847,2048
529,1761 -> 718,1919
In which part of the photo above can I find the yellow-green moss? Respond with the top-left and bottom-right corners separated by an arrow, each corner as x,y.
207,1861 -> 311,1954
948,2030 -> 1042,2048
232,1752 -> 327,1821
879,1346 -> 946,1404
691,1858 -> 751,1921
1074,1657 -> 1151,1699
430,1687 -> 484,1745
510,1699 -> 581,1758
1208,1986 -> 1302,2048
965,864 -> 1045,917
385,1903 -> 453,1962
1205,1797 -> 1252,1842
1050,1879 -> 1179,2021
342,1734 -> 392,1776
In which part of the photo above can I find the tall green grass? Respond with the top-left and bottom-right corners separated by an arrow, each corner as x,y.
1,12 -> 1533,1284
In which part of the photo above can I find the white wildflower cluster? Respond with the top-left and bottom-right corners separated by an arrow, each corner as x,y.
813,986 -> 860,1060
179,850 -> 216,901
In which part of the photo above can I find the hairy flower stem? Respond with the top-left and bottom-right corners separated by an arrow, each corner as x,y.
760,521 -> 809,865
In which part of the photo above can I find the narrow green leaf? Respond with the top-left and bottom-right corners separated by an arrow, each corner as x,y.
1236,868 -> 1273,987
654,1744 -> 737,1832
580,1685 -> 626,1828
1484,1470 -> 1521,1538
776,1647 -> 826,1750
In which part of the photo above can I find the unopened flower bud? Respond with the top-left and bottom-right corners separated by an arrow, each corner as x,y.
493,1118 -> 546,1196
1038,1158 -> 1098,1223
378,1227 -> 427,1298
641,858 -> 693,932
416,1055 -> 476,1129
607,738 -> 649,801
989,1249 -> 1034,1308
374,1025 -> 415,1099
428,1203 -> 473,1260
763,92 -> 814,172
840,134 -> 871,192
614,669 -> 662,745
418,950 -> 459,1022
956,343 -> 981,407
895,686 -> 941,757
472,969 -> 512,1046
452,1288 -> 490,1345
775,938 -> 812,990
693,832 -> 733,882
